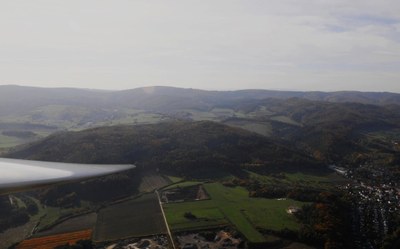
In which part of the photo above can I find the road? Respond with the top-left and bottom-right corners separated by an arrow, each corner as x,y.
155,190 -> 176,249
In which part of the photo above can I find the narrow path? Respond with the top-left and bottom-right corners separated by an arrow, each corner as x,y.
155,190 -> 176,249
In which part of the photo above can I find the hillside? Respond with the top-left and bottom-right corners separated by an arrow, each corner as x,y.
0,86 -> 400,152
2,90 -> 399,249
224,98 -> 400,162
6,121 -> 320,177
1,85 -> 399,169
1,86 -> 400,116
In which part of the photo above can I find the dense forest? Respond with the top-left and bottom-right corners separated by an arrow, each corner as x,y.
7,121 -> 320,176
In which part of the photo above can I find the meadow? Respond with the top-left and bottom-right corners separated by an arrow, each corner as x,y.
163,182 -> 306,243
163,200 -> 229,231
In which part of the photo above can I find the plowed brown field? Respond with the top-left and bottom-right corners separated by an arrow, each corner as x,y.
16,229 -> 92,249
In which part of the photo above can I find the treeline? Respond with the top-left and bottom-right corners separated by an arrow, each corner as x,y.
258,193 -> 353,249
250,187 -> 321,202
0,195 -> 38,233
222,178 -> 353,248
18,195 -> 39,215
223,178 -> 322,202
36,170 -> 140,208
381,228 -> 400,249
381,211 -> 400,249
294,192 -> 353,249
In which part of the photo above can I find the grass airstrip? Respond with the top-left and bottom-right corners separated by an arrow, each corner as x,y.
163,182 -> 305,243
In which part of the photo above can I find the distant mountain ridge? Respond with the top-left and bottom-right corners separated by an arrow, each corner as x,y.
1,85 -> 400,116
2,85 -> 399,172
1,84 -> 400,161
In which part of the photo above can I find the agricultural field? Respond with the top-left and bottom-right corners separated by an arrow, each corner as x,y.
164,200 -> 229,231
0,121 -> 58,148
16,229 -> 92,249
270,115 -> 301,126
36,202 -> 93,231
179,108 -> 246,121
284,172 -> 348,186
97,112 -> 169,127
34,212 -> 97,237
0,133 -> 23,148
139,174 -> 172,193
166,175 -> 184,183
247,106 -> 274,117
161,184 -> 209,203
93,193 -> 167,242
204,183 -> 271,243
183,110 -> 218,121
129,112 -> 168,124
0,195 -> 95,249
163,182 -> 306,244
223,120 -> 273,137
163,181 -> 204,190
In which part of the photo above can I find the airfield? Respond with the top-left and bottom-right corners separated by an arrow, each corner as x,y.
2,172 -> 335,249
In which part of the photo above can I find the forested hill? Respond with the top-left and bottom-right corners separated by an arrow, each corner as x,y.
6,121 -> 320,177
1,85 -> 399,169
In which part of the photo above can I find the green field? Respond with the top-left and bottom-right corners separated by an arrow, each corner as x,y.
185,110 -> 218,121
163,181 -> 203,190
205,183 -> 304,242
224,121 -> 273,137
0,134 -> 23,148
37,201 -> 92,231
247,106 -> 274,117
164,201 -> 229,231
270,115 -> 301,126
166,175 -> 184,183
164,183 -> 306,243
284,172 -> 347,185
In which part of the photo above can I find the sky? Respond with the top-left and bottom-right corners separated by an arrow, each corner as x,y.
0,0 -> 400,92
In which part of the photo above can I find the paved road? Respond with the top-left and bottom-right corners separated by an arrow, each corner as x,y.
155,190 -> 176,249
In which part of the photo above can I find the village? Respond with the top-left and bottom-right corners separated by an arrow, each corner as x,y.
341,163 -> 400,249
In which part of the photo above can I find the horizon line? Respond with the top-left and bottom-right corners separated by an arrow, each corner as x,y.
0,84 -> 399,94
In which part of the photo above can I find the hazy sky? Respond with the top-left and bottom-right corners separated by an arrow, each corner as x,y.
1,0 -> 399,92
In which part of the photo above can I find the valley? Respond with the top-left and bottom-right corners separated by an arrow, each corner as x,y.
0,86 -> 399,249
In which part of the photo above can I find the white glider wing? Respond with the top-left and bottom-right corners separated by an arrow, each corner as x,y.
0,158 -> 135,194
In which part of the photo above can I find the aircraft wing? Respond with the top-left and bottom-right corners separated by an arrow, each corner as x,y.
0,158 -> 135,195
